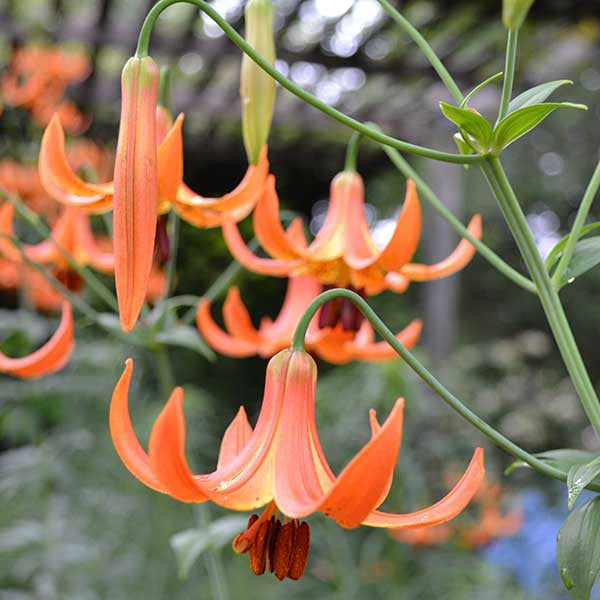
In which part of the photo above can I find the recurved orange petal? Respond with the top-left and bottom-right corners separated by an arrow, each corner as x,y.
196,297 -> 259,358
148,386 -> 209,503
0,301 -> 74,378
376,179 -> 422,270
109,359 -> 166,493
400,215 -> 482,281
362,448 -> 484,529
217,406 -> 254,469
253,176 -> 299,260
157,113 -> 184,212
222,218 -> 299,276
38,115 -> 113,212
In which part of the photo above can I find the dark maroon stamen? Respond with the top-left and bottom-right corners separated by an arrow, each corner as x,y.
318,285 -> 366,332
154,215 -> 170,264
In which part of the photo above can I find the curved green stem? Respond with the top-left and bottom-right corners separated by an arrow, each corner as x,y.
164,211 -> 180,298
382,146 -> 537,294
136,0 -> 480,165
344,132 -> 363,172
481,157 -> 600,438
497,29 -> 518,123
292,288 -> 598,490
0,189 -> 119,312
551,158 -> 600,286
376,0 -> 463,104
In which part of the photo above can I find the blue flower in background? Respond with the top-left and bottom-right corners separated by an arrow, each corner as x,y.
483,487 -> 600,599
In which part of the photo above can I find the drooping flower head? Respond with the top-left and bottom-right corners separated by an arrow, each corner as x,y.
223,173 -> 481,294
110,351 -> 484,580
197,275 -> 422,363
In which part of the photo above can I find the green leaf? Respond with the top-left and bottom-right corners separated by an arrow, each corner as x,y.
557,497 -> 600,599
545,222 -> 600,270
568,457 -> 600,509
440,102 -> 492,153
505,449 -> 599,476
555,237 -> 600,288
493,102 -> 587,153
155,325 -> 216,361
460,72 -> 504,109
170,515 -> 248,578
508,80 -> 573,113
453,132 -> 474,156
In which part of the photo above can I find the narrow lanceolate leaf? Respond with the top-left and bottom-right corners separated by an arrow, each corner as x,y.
113,55 -> 160,332
453,132 -> 474,156
170,516 -> 248,579
507,80 -> 573,114
545,222 -> 600,271
554,237 -> 600,288
567,457 -> 600,509
505,449 -> 599,476
440,102 -> 492,154
557,497 -> 600,600
492,102 -> 587,154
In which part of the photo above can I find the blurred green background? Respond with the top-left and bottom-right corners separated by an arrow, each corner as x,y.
1,0 -> 600,598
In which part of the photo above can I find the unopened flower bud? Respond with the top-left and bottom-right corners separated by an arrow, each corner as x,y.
241,0 -> 275,165
502,0 -> 535,30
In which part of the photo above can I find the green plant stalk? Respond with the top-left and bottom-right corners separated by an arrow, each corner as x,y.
0,189 -> 119,311
551,158 -> 600,286
153,346 -> 175,398
344,131 -> 362,172
291,288 -> 600,491
481,157 -> 600,438
382,146 -> 537,294
165,211 -> 180,298
196,505 -> 230,600
135,0 -> 480,165
375,0 -> 463,104
497,29 -> 518,123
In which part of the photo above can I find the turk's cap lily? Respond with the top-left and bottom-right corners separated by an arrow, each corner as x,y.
0,301 -> 74,378
196,275 -> 422,363
222,172 -> 482,294
110,351 -> 484,567
39,112 -> 269,229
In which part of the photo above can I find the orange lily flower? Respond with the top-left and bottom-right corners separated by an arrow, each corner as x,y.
223,173 -> 482,295
0,301 -> 74,378
197,275 -> 422,363
38,112 -> 270,228
110,351 -> 484,580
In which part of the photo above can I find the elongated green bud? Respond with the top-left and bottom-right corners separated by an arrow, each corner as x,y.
241,0 -> 275,165
502,0 -> 535,30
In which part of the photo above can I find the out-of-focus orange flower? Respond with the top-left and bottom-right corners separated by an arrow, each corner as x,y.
223,173 -> 481,295
460,482 -> 523,548
0,203 -> 113,274
391,480 -> 522,548
110,351 -> 484,580
0,301 -> 74,378
39,113 -> 270,228
197,275 -> 422,363
1,45 -> 90,132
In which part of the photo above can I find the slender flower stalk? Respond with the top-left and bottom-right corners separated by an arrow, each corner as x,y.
113,55 -> 160,332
